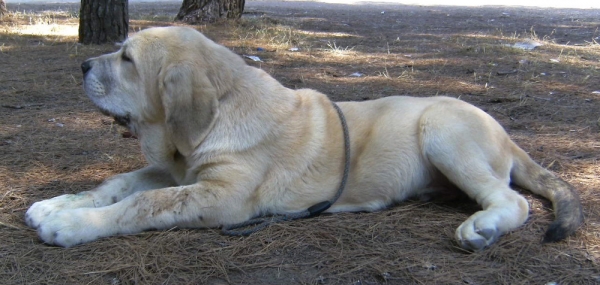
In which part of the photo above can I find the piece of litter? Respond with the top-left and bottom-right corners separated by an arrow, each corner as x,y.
2,105 -> 24,109
403,54 -> 412,58
550,58 -> 560,63
349,72 -> 364,77
509,40 -> 543,50
381,11 -> 385,14
48,118 -> 56,122
122,131 -> 136,139
592,91 -> 600,94
256,47 -> 265,52
289,47 -> 299,52
518,59 -> 529,64
540,73 -> 546,76
1,103 -> 43,109
497,70 -> 517,75
56,123 -> 64,128
243,55 -> 262,62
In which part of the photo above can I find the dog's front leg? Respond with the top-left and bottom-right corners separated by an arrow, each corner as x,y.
35,181 -> 252,247
25,166 -> 176,229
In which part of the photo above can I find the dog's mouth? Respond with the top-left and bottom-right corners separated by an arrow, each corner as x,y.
113,114 -> 131,126
99,108 -> 131,127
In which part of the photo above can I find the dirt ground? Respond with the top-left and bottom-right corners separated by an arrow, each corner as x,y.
1,1 -> 600,284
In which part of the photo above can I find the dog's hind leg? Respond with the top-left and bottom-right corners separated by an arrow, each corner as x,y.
419,101 -> 529,250
426,143 -> 529,250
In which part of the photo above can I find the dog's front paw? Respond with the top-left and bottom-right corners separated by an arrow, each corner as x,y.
25,193 -> 94,229
36,208 -> 106,248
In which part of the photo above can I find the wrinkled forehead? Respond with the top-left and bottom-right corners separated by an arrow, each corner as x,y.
134,27 -> 203,47
110,28 -> 204,66
119,35 -> 144,53
130,27 -> 176,44
121,30 -> 174,54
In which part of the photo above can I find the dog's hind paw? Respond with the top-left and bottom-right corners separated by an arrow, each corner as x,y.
455,213 -> 501,251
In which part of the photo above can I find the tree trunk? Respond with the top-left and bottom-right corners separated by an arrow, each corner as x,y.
175,0 -> 244,24
79,0 -> 128,45
0,0 -> 7,19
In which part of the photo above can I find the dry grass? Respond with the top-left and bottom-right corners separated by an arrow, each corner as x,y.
1,1 -> 600,284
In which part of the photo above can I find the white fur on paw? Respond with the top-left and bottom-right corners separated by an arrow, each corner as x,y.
455,213 -> 501,251
25,194 -> 93,229
36,208 -> 105,248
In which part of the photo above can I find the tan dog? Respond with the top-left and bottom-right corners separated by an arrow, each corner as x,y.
25,26 -> 583,250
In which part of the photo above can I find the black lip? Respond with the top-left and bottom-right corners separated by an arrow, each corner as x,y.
113,114 -> 131,126
98,108 -> 130,126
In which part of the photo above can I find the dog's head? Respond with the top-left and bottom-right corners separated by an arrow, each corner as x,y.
81,26 -> 239,154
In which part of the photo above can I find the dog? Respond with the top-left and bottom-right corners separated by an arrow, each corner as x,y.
25,26 -> 583,250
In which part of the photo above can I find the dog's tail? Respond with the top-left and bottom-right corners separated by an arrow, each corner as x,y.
510,145 -> 584,242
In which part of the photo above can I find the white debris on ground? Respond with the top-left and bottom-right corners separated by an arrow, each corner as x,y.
507,40 -> 544,50
243,55 -> 262,62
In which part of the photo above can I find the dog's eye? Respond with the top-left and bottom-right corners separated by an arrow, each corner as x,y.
121,52 -> 132,63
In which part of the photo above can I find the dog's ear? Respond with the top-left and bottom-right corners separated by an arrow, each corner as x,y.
160,64 -> 218,155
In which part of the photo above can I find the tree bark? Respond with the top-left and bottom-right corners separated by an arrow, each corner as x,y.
79,0 -> 128,45
0,0 -> 8,19
175,0 -> 244,24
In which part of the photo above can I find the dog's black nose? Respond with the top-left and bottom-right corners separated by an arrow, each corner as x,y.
81,60 -> 92,75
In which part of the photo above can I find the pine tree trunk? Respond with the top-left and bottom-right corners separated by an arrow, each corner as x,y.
79,0 -> 128,44
0,0 -> 8,19
175,0 -> 244,24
